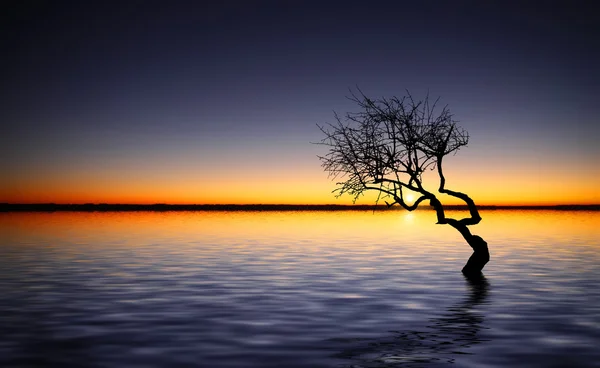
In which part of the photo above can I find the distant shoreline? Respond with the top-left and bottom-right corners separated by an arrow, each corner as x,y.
1,203 -> 599,212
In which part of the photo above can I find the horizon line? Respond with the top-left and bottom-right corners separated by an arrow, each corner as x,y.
2,203 -> 600,212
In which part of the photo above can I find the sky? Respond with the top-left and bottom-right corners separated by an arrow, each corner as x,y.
2,0 -> 599,205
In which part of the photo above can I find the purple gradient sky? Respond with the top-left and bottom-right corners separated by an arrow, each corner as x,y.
2,1 -> 599,204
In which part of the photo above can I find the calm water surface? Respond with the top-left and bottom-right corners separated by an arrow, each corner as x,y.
1,210 -> 599,367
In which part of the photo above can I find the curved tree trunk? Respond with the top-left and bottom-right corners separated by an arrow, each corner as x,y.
441,218 -> 489,275
428,193 -> 489,275
462,235 -> 490,276
432,156 -> 489,275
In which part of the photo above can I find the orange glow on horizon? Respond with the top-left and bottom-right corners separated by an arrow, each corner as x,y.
3,155 -> 599,206
2,180 -> 599,206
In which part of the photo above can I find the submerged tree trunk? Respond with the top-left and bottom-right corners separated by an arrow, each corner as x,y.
442,219 -> 490,275
430,197 -> 490,275
461,235 -> 490,276
431,157 -> 490,275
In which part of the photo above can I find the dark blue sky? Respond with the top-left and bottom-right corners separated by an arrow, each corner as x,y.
2,1 -> 599,204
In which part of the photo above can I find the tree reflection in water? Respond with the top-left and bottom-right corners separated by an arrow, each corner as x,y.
332,275 -> 490,367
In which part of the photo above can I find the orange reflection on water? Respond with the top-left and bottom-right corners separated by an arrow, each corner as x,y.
2,210 -> 599,247
0,210 -> 433,248
1,210 -> 599,290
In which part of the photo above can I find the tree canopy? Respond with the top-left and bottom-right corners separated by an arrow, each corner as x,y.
318,90 -> 489,275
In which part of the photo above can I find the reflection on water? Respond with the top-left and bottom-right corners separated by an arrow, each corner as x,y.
332,275 -> 490,367
0,210 -> 599,367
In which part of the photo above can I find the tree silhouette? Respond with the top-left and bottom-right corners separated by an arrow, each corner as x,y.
317,90 -> 489,275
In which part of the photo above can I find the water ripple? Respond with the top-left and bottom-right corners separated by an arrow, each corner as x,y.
1,210 -> 599,367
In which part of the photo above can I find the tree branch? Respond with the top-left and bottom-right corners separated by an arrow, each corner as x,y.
317,89 -> 479,236
437,155 -> 481,226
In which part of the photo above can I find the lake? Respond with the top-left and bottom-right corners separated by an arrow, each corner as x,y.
1,210 -> 599,367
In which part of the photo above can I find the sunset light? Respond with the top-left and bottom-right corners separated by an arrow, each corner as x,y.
2,2 -> 598,207
2,2 -> 599,367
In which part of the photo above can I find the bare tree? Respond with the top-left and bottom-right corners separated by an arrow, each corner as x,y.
317,90 -> 489,275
